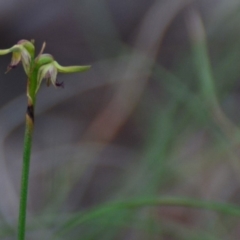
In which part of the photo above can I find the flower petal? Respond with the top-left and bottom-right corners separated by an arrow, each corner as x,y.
20,47 -> 32,74
5,45 -> 23,73
0,49 -> 13,55
36,63 -> 58,93
53,61 -> 91,73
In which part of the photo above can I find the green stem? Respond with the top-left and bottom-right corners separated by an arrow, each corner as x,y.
18,104 -> 34,240
17,58 -> 37,240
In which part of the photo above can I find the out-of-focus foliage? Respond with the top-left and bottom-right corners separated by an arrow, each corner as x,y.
1,0 -> 240,239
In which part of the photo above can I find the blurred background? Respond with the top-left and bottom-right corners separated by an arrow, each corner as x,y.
1,0 -> 240,239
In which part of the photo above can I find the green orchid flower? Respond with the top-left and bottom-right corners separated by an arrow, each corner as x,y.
35,53 -> 90,93
0,39 -> 34,75
0,39 -> 91,94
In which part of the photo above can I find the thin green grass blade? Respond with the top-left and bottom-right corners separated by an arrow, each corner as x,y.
52,197 -> 240,239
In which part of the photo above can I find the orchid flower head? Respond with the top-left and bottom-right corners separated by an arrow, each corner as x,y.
0,39 -> 34,75
35,54 -> 90,93
0,40 -> 91,94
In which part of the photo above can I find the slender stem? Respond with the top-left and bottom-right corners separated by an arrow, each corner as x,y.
17,56 -> 37,240
18,105 -> 34,240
